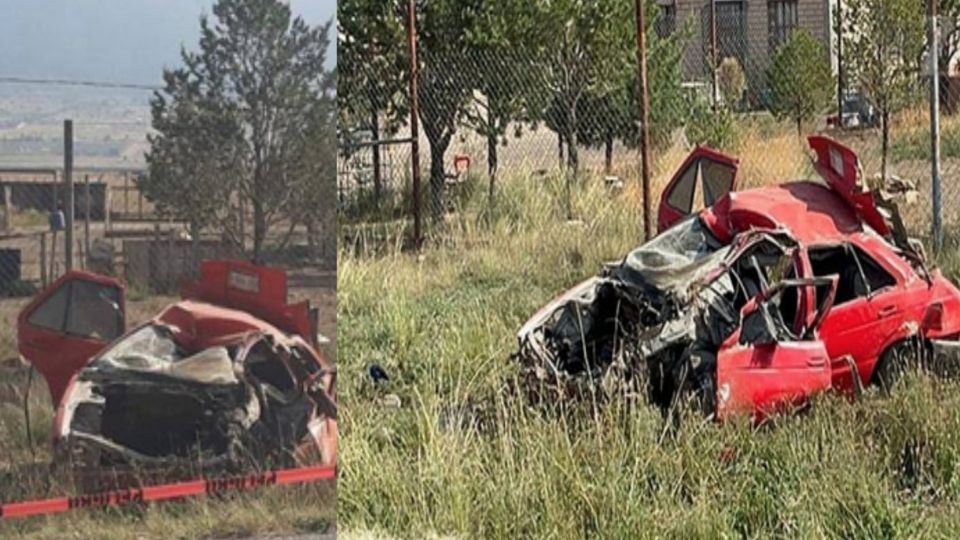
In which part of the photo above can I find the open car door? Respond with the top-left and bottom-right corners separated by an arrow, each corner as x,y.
716,276 -> 838,420
808,135 -> 891,236
17,271 -> 125,406
658,146 -> 739,233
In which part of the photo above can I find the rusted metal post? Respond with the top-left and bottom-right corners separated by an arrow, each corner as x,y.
406,0 -> 423,249
64,120 -> 74,271
710,0 -> 719,109
635,0 -> 652,240
39,232 -> 47,287
930,0 -> 943,251
84,174 -> 91,261
836,0 -> 844,127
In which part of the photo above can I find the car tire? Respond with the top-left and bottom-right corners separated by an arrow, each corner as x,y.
873,339 -> 924,392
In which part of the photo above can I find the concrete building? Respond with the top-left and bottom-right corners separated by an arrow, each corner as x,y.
655,0 -> 835,105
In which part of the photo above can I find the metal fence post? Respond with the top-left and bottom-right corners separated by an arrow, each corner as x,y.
635,0 -> 652,241
64,119 -> 74,271
929,0 -> 943,252
710,0 -> 719,110
406,0 -> 423,250
836,0 -> 844,124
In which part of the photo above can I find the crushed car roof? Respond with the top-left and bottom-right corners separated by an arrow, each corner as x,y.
704,181 -> 863,244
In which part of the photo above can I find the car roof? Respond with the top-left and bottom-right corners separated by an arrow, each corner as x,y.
704,180 -> 863,244
154,298 -> 295,351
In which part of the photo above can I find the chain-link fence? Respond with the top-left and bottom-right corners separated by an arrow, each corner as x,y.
339,0 -> 960,249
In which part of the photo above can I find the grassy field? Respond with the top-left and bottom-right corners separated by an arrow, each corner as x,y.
337,133 -> 960,538
0,283 -> 337,539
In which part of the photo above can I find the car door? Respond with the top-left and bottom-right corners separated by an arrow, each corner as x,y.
716,277 -> 837,421
658,146 -> 739,232
802,241 -> 904,391
17,271 -> 125,406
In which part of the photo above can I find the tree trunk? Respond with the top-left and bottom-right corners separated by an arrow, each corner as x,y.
604,131 -> 614,175
558,131 -> 565,166
306,218 -> 318,261
252,197 -> 265,264
796,115 -> 802,139
881,109 -> 889,181
487,130 -> 498,202
371,109 -> 382,208
566,102 -> 579,173
189,219 -> 200,279
429,145 -> 446,222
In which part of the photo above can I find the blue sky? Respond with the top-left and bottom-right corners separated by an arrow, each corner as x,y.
0,0 -> 336,85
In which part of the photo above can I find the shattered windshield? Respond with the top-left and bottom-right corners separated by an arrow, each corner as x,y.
96,324 -> 183,370
615,216 -> 729,293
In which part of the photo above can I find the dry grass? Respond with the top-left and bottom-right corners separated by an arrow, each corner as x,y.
338,119 -> 960,538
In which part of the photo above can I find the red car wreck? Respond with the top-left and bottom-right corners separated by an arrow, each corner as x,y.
17,259 -> 336,477
515,135 -> 960,420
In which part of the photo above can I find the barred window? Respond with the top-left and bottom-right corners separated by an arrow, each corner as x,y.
701,1 -> 746,67
768,0 -> 798,51
656,3 -> 676,38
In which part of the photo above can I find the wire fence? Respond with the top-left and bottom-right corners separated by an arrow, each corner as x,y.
338,0 -> 960,249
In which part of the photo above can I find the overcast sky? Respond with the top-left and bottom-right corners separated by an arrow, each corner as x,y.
0,0 -> 336,85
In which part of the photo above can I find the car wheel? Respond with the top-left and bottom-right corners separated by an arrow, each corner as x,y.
874,339 -> 924,392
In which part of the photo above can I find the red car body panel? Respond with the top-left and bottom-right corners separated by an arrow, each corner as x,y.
17,270 -> 125,405
657,145 -> 740,232
656,136 -> 960,418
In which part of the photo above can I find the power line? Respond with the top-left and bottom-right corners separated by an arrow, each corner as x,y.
0,76 -> 161,91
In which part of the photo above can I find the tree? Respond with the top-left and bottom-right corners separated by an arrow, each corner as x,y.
461,0 -> 544,200
843,0 -> 924,179
535,0 -> 634,174
766,29 -> 833,136
411,0 -> 483,221
570,1 -> 687,174
338,0 -> 408,205
144,0 -> 332,262
284,68 -> 337,261
143,56 -> 244,270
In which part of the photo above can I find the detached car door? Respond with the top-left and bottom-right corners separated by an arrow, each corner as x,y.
18,271 -> 125,406
658,146 -> 739,232
716,277 -> 837,420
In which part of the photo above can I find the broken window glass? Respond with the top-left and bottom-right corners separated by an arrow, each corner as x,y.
27,283 -> 70,332
667,160 -> 698,212
65,280 -> 122,341
808,244 -> 895,305
99,324 -> 181,369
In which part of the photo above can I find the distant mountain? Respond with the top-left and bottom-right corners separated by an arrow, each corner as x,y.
0,0 -> 336,85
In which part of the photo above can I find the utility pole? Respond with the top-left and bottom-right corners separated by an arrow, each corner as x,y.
929,0 -> 943,251
64,120 -> 74,271
635,0 -> 652,240
406,0 -> 423,250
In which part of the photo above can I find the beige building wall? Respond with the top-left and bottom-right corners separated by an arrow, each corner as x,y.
667,0 -> 832,105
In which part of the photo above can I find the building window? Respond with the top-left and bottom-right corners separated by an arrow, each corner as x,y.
701,1 -> 746,67
768,0 -> 798,51
656,3 -> 676,38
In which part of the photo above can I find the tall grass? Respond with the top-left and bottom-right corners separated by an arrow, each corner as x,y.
339,149 -> 960,538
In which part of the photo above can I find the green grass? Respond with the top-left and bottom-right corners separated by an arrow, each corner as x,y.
339,168 -> 960,538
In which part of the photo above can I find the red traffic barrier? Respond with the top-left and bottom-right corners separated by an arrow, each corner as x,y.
0,464 -> 335,520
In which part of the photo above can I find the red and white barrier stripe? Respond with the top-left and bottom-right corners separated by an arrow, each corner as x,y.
0,464 -> 335,519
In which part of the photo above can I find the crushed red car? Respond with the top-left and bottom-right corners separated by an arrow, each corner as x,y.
17,259 -> 336,477
516,135 -> 960,420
